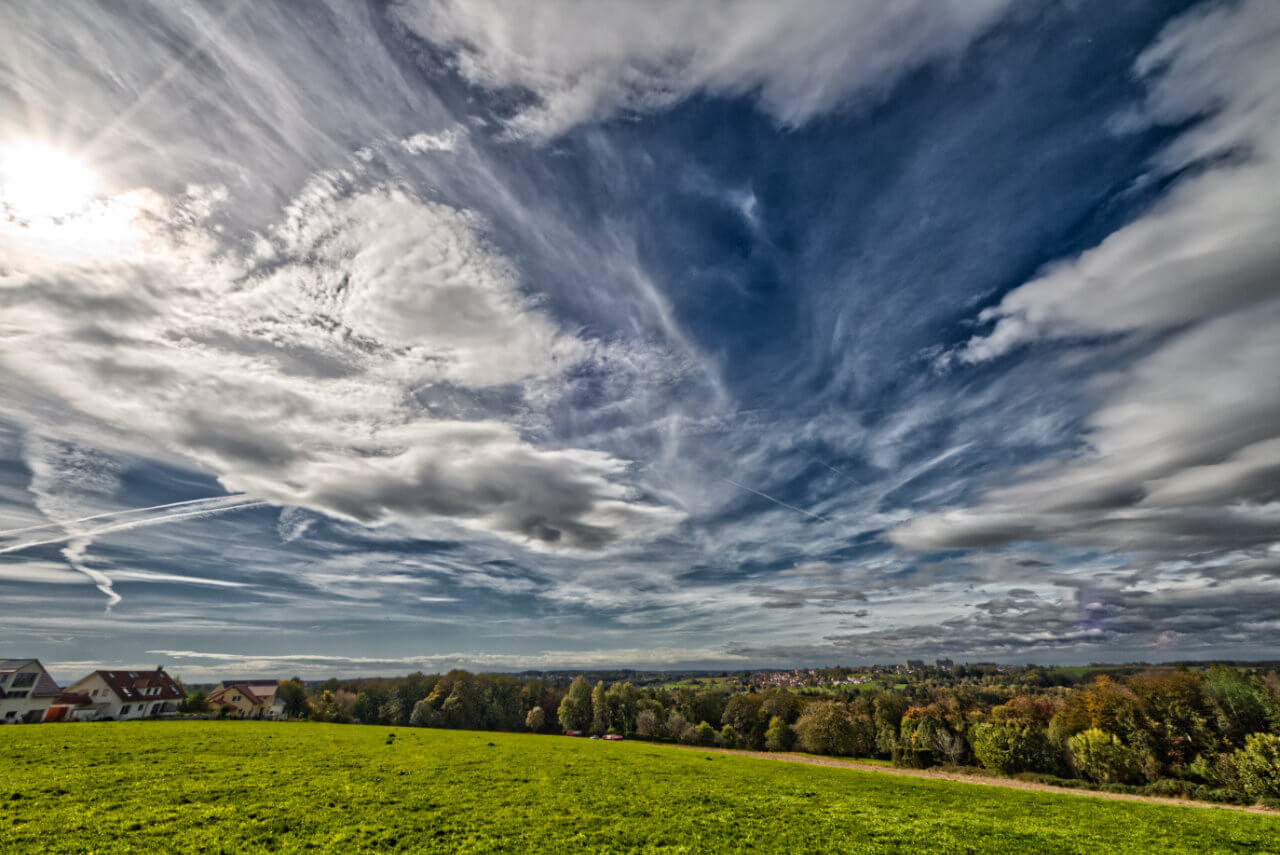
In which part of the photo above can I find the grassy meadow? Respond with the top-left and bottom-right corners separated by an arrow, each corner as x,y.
2,721 -> 1278,853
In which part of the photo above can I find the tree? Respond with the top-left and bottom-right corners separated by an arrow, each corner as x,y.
666,711 -> 690,741
718,724 -> 740,749
636,709 -> 658,740
795,701 -> 862,756
277,680 -> 310,719
591,681 -> 609,735
970,722 -> 1054,775
558,676 -> 592,732
353,691 -> 381,725
1068,728 -> 1144,784
525,706 -> 546,732
410,698 -> 434,727
764,716 -> 792,752
694,720 -> 717,747
1234,733 -> 1280,800
1204,667 -> 1277,747
180,690 -> 209,714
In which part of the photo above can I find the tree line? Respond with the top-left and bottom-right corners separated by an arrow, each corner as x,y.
282,665 -> 1280,806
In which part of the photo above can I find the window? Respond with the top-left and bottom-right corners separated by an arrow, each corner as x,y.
120,705 -> 131,715
10,672 -> 36,689
4,711 -> 14,719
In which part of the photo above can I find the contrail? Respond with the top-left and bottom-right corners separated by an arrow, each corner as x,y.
0,498 -> 267,556
86,0 -> 255,154
0,494 -> 253,538
722,478 -> 829,523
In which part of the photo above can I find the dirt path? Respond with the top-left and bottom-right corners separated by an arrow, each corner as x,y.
670,744 -> 1278,815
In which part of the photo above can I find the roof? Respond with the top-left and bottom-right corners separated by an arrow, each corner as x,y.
209,682 -> 279,706
53,691 -> 93,706
0,659 -> 61,698
0,658 -> 37,672
87,670 -> 185,702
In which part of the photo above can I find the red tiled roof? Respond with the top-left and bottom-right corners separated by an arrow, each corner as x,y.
54,691 -> 93,706
92,669 -> 185,702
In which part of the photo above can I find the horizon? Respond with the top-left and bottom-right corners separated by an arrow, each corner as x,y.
3,0 -> 1280,677
32,656 -> 1280,687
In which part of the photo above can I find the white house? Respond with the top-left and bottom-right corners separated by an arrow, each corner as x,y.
65,668 -> 186,720
0,659 -> 62,723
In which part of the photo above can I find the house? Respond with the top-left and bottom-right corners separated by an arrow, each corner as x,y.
44,691 -> 104,723
0,659 -> 61,723
207,680 -> 285,719
64,668 -> 185,720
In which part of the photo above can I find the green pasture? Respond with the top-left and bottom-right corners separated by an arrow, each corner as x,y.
1,721 -> 1276,853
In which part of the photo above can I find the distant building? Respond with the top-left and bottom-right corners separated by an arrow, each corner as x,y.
208,681 -> 284,719
906,659 -> 925,669
0,659 -> 61,723
936,658 -> 954,668
65,668 -> 185,721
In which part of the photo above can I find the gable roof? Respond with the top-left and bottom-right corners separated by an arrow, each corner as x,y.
209,682 -> 279,706
0,659 -> 61,698
86,669 -> 185,702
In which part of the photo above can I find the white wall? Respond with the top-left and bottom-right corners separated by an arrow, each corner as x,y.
0,662 -> 53,724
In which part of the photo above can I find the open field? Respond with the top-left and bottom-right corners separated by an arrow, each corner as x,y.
3,722 -> 1279,853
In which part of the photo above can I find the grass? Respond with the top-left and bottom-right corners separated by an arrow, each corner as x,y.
2,722 -> 1277,853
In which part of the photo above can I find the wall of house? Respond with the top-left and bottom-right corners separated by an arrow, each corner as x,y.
0,662 -> 54,724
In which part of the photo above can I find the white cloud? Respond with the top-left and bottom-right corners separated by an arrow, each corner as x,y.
959,0 -> 1280,363
899,1 -> 1280,561
393,0 -> 1012,138
0,160 -> 681,559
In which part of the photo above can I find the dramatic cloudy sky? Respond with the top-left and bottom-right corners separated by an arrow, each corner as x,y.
2,0 -> 1279,680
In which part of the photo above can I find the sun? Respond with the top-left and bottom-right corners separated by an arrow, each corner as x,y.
0,140 -> 100,222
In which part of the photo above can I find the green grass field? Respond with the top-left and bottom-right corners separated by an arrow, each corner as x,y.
2,722 -> 1277,853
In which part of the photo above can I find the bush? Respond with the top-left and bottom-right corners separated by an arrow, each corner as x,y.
695,721 -> 718,747
970,722 -> 1055,775
1068,728 -> 1144,784
1234,733 -> 1280,800
718,724 -> 740,749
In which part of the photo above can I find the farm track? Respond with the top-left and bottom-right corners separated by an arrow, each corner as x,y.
673,744 -> 1280,814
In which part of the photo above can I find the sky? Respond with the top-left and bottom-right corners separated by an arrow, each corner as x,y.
2,0 -> 1279,682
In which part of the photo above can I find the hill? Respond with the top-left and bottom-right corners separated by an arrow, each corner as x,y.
2,722 -> 1277,853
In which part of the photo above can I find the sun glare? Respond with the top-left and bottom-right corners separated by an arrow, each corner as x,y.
0,140 -> 100,221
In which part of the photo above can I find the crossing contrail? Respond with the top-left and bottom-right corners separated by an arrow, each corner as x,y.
0,494 -> 254,538
0,497 -> 268,556
722,477 -> 829,523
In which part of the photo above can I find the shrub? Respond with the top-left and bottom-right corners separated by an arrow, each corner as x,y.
1234,733 -> 1280,800
718,724 -> 740,749
970,722 -> 1054,775
695,721 -> 718,747
1068,728 -> 1144,784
